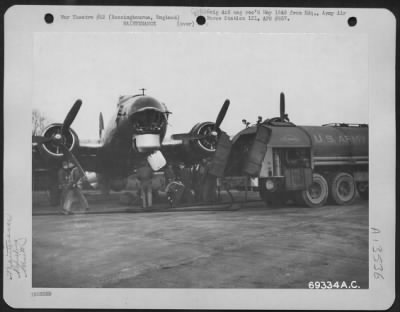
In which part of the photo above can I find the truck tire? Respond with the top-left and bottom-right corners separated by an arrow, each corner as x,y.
329,172 -> 356,205
356,182 -> 369,200
295,173 -> 328,208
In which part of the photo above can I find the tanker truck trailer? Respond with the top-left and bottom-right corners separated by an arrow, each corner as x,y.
225,94 -> 368,208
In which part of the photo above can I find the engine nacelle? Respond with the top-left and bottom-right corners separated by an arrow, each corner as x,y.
184,122 -> 218,159
38,123 -> 80,158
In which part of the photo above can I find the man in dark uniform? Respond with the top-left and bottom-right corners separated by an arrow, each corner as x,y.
164,163 -> 176,184
202,158 -> 217,202
177,163 -> 194,204
194,159 -> 208,202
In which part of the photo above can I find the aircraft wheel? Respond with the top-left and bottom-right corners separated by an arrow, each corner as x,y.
296,173 -> 328,208
329,172 -> 356,205
356,182 -> 369,200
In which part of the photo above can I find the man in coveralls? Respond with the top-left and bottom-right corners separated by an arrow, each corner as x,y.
177,163 -> 194,204
58,161 -> 89,215
137,161 -> 154,208
164,163 -> 176,184
193,159 -> 207,201
202,158 -> 217,202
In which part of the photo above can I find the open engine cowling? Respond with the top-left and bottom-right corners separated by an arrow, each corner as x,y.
38,123 -> 80,158
184,122 -> 219,159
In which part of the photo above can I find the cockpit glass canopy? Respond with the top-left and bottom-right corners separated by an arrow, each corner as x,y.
125,95 -> 169,132
131,109 -> 166,131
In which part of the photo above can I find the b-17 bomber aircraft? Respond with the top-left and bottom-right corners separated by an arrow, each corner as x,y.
32,90 -> 231,204
33,90 -> 368,208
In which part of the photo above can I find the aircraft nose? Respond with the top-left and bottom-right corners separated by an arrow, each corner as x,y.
130,109 -> 165,133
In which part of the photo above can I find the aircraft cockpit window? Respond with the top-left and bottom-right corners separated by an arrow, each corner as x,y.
131,110 -> 166,132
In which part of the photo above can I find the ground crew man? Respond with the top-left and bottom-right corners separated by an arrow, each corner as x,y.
137,161 -> 154,208
58,161 -> 89,214
177,163 -> 194,203
202,158 -> 217,202
194,159 -> 208,201
164,163 -> 176,184
58,161 -> 71,212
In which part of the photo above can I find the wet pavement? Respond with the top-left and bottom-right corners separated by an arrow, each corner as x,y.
32,196 -> 369,288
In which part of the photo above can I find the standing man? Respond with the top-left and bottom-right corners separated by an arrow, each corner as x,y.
203,158 -> 217,203
58,160 -> 71,214
164,163 -> 176,184
58,161 -> 89,214
137,161 -> 154,208
178,163 -> 194,204
196,159 -> 208,201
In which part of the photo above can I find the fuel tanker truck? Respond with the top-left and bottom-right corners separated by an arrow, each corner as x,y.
221,93 -> 368,208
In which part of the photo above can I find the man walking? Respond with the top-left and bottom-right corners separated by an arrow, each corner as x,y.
58,161 -> 89,214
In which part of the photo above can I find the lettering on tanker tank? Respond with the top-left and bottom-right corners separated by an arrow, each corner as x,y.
280,134 -> 300,144
313,134 -> 367,144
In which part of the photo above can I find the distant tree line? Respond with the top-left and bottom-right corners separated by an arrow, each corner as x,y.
32,109 -> 50,136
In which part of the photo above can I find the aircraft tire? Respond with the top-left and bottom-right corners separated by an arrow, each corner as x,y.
295,173 -> 328,208
329,172 -> 356,205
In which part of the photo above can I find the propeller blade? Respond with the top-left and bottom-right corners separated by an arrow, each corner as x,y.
171,133 -> 208,141
32,136 -> 53,144
59,145 -> 86,180
214,99 -> 230,130
171,99 -> 230,142
280,92 -> 285,120
62,99 -> 82,135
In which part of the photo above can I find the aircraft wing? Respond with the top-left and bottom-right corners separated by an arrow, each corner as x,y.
161,132 -> 232,177
160,137 -> 190,164
32,139 -> 101,175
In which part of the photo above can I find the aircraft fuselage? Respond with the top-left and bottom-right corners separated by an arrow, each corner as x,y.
97,95 -> 169,177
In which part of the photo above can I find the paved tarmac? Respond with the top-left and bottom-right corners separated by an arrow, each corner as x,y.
32,197 -> 369,288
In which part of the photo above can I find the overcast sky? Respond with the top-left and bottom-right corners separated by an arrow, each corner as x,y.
33,32 -> 368,139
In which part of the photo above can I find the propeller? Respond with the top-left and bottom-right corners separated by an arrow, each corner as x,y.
59,145 -> 86,180
171,99 -> 230,141
33,99 -> 86,179
214,99 -> 230,131
280,92 -> 285,121
62,99 -> 82,136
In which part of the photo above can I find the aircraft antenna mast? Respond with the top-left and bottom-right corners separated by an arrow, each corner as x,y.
140,88 -> 146,95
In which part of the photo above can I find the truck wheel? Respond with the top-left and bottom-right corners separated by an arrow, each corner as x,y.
329,172 -> 356,205
296,173 -> 328,208
356,182 -> 369,200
